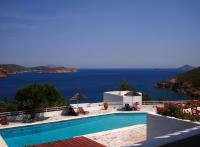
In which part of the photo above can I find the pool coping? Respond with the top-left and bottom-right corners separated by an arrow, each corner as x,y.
0,135 -> 8,147
84,124 -> 146,138
0,111 -> 147,130
0,111 -> 147,147
1,111 -> 199,147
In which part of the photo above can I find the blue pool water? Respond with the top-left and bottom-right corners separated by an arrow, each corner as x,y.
0,113 -> 146,147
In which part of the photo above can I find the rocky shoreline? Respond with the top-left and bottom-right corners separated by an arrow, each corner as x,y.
156,78 -> 200,98
0,70 -> 8,78
156,66 -> 200,98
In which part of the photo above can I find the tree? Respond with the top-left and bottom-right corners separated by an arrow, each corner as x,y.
142,93 -> 151,101
2,97 -> 8,103
118,81 -> 135,91
14,84 -> 66,118
0,97 -> 17,113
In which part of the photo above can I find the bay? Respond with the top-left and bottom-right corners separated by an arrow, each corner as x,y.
0,69 -> 190,103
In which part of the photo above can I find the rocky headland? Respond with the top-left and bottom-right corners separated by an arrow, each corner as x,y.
156,67 -> 200,98
0,70 -> 8,78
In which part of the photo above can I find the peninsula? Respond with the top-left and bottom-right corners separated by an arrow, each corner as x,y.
0,64 -> 77,77
156,66 -> 200,98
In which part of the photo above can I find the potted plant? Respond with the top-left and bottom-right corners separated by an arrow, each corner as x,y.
104,102 -> 108,110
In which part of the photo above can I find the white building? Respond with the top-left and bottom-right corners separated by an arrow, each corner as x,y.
103,91 -> 142,106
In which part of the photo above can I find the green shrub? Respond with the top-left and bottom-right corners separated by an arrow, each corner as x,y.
14,84 -> 66,118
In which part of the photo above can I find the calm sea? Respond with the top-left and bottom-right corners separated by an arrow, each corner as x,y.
0,69 -> 191,103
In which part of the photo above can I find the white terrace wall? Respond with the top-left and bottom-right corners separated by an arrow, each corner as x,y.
7,110 -> 67,121
147,113 -> 200,139
6,103 -> 103,121
103,91 -> 142,106
103,92 -> 123,105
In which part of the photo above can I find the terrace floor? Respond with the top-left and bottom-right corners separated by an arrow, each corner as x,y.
86,125 -> 146,147
0,103 -> 155,147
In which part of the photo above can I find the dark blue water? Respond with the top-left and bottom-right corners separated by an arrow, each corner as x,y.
0,69 -> 190,102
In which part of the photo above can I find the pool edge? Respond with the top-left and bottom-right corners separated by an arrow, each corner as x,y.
0,135 -> 8,147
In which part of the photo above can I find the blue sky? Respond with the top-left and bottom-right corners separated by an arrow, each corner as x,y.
0,0 -> 199,68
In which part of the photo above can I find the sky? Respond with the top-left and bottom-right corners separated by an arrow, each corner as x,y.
0,0 -> 200,68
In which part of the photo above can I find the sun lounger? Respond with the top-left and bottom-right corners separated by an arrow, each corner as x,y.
78,107 -> 89,115
67,106 -> 78,116
124,104 -> 132,111
132,103 -> 140,111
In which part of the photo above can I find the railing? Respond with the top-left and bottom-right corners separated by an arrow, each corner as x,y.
142,100 -> 190,105
0,100 -> 195,117
0,106 -> 68,117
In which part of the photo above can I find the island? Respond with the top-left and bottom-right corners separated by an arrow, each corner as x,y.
30,66 -> 77,73
177,64 -> 194,72
156,67 -> 200,98
0,64 -> 77,77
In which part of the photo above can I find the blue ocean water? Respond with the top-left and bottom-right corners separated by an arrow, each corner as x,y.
0,113 -> 146,147
0,69 -> 190,102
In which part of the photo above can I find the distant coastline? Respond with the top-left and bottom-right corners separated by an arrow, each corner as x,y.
0,64 -> 77,77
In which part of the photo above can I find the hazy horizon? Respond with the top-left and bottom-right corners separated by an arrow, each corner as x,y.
0,0 -> 200,68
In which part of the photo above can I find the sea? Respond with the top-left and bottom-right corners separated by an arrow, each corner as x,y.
0,69 -> 191,103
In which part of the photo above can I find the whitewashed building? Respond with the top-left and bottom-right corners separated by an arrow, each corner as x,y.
103,91 -> 142,106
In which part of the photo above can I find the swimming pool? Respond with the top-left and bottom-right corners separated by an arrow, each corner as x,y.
0,113 -> 146,147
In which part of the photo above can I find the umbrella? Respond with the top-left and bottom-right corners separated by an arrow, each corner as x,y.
70,92 -> 86,108
124,91 -> 140,105
124,91 -> 140,96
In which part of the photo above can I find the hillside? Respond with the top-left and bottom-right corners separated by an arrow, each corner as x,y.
178,64 -> 195,72
0,64 -> 77,75
176,67 -> 200,88
0,64 -> 28,74
0,70 -> 8,77
31,66 -> 77,73
156,67 -> 200,98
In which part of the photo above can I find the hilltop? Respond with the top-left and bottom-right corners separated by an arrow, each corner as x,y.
178,64 -> 195,72
0,64 -> 28,74
156,67 -> 200,98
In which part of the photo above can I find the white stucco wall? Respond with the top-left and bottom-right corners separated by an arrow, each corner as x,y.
7,110 -> 66,121
103,92 -> 123,105
131,113 -> 200,147
103,91 -> 142,106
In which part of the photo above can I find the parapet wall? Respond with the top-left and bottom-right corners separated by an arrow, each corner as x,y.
147,113 -> 199,139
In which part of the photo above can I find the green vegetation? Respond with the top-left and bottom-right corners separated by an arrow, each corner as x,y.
0,64 -> 28,74
15,84 -> 66,109
118,81 -> 151,101
0,84 -> 67,119
118,81 -> 135,91
156,67 -> 200,98
142,93 -> 151,101
0,97 -> 17,113
175,67 -> 200,88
